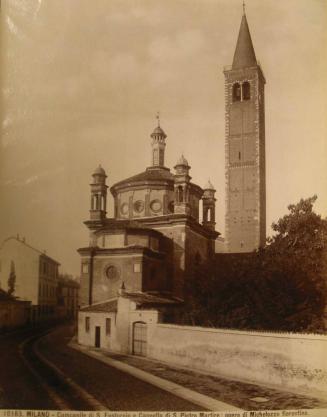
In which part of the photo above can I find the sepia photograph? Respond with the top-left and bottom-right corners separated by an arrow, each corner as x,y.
0,0 -> 327,415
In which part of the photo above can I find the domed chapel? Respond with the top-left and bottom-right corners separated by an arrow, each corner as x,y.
78,118 -> 219,308
78,7 -> 266,354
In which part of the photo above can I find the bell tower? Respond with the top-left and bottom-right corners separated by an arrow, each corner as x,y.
224,9 -> 266,252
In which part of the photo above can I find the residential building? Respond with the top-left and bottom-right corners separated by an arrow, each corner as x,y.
0,236 -> 60,322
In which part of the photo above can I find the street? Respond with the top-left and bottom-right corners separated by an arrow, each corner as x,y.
0,324 -> 204,411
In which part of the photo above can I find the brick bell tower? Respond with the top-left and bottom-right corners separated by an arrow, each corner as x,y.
224,8 -> 266,252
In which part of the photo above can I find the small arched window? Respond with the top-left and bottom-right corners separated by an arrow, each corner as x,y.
242,81 -> 250,100
177,185 -> 183,203
232,83 -> 241,102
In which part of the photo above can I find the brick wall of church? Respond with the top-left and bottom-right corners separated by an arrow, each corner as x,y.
224,66 -> 266,252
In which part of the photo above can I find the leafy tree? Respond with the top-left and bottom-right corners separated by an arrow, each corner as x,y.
8,260 -> 16,296
181,196 -> 327,333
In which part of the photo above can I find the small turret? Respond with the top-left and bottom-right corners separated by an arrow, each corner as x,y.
150,113 -> 167,167
90,165 -> 108,221
202,180 -> 216,231
174,155 -> 191,215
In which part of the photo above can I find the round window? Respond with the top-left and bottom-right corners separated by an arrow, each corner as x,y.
133,200 -> 144,213
120,203 -> 129,215
150,199 -> 162,213
105,265 -> 119,280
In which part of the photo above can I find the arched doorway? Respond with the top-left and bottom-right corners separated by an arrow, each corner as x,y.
133,321 -> 147,356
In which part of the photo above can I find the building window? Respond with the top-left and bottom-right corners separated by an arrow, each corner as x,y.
106,265 -> 119,280
106,318 -> 111,335
242,81 -> 251,100
82,263 -> 89,274
153,149 -> 159,165
232,83 -> 241,102
238,151 -> 241,160
133,200 -> 144,213
150,199 -> 162,213
176,185 -> 183,203
133,263 -> 141,273
85,317 -> 90,332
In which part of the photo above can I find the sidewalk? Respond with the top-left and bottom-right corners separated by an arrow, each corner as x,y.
70,341 -> 327,411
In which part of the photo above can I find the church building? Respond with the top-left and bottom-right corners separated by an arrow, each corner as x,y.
78,7 -> 266,353
78,119 -> 219,309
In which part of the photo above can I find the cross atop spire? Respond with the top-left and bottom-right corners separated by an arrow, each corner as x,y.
156,111 -> 160,127
242,0 -> 246,15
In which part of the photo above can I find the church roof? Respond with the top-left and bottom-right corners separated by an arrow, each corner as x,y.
81,299 -> 118,313
111,167 -> 174,191
151,126 -> 167,138
232,13 -> 257,69
93,165 -> 106,176
175,154 -> 189,167
122,291 -> 181,306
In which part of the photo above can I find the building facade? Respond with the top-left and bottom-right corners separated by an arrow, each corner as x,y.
79,121 -> 219,309
0,236 -> 60,322
57,276 -> 80,319
224,11 -> 266,252
77,120 -> 219,350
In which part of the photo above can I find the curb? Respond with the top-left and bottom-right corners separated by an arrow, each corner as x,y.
35,334 -> 108,411
19,334 -> 70,410
70,341 -> 242,412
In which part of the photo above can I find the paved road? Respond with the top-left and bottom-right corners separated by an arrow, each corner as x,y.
0,326 -> 57,409
0,324 -> 205,411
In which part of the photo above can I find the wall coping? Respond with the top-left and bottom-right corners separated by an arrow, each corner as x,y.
157,323 -> 327,341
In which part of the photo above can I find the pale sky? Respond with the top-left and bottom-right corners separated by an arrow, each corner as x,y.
1,0 -> 326,276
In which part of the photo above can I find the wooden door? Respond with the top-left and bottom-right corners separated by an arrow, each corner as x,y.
95,326 -> 101,348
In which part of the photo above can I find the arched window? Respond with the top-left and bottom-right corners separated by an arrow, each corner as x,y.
177,185 -> 183,203
242,81 -> 250,100
232,83 -> 241,102
153,149 -> 159,165
203,206 -> 208,222
208,207 -> 213,222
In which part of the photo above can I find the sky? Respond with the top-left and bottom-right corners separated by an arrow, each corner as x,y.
1,0 -> 326,276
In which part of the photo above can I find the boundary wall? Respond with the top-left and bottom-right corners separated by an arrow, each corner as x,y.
147,323 -> 327,398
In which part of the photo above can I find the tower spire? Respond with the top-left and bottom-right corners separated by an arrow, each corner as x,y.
232,10 -> 257,69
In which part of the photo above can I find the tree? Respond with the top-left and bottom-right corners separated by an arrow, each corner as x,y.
180,196 -> 327,333
8,260 -> 16,296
